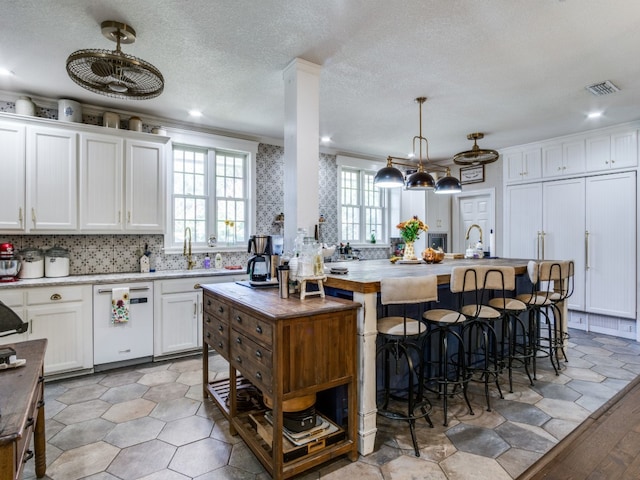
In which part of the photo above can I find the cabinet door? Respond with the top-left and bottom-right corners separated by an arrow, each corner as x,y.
26,126 -> 77,231
562,140 -> 586,176
522,148 -> 542,180
27,301 -> 90,374
156,291 -> 201,356
125,139 -> 165,232
504,151 -> 524,182
611,130 -> 638,169
585,172 -> 636,318
426,190 -> 450,233
0,121 -> 26,231
586,134 -> 612,172
542,144 -> 564,178
543,178 -> 586,311
504,183 -> 542,259
79,133 -> 124,231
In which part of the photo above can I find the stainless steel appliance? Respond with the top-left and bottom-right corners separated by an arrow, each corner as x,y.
247,235 -> 271,282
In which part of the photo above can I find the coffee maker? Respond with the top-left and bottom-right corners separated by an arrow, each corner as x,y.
247,235 -> 271,282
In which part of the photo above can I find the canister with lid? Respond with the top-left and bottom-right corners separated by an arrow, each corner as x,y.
44,246 -> 70,278
19,247 -> 44,279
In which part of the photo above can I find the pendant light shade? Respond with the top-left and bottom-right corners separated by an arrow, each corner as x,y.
434,168 -> 462,194
374,163 -> 405,188
453,132 -> 499,165
406,170 -> 435,190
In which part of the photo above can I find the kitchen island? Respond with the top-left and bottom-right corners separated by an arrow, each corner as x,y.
322,257 -> 531,455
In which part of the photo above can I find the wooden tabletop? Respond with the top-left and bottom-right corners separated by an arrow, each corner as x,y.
201,281 -> 360,319
322,258 -> 532,294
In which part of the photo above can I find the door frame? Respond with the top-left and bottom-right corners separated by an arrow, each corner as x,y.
452,187 -> 496,254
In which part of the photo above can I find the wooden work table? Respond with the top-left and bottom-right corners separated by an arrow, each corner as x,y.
0,339 -> 47,480
322,257 -> 531,455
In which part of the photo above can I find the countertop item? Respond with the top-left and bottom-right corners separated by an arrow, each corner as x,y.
44,246 -> 70,278
19,247 -> 44,279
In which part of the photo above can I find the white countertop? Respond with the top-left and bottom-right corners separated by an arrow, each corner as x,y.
0,268 -> 246,289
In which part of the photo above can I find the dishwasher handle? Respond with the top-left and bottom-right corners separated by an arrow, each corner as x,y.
97,286 -> 150,294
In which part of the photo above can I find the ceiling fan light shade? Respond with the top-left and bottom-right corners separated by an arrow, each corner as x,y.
453,132 -> 499,165
406,170 -> 435,190
434,174 -> 462,194
373,166 -> 405,188
65,21 -> 164,100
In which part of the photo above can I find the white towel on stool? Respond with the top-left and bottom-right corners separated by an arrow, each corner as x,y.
111,287 -> 130,324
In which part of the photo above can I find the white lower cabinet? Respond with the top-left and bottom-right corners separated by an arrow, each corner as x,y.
154,274 -> 246,357
0,285 -> 92,375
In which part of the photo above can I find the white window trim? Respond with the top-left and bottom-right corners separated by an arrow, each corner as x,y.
163,127 -> 258,254
336,155 -> 392,247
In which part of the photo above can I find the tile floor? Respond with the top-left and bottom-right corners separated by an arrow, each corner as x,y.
23,328 -> 640,480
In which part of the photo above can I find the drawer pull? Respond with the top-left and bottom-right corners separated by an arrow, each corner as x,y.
206,332 -> 211,339
236,337 -> 242,344
256,371 -> 262,380
207,299 -> 212,306
256,325 -> 263,334
38,399 -> 45,409
235,315 -> 242,323
50,293 -> 62,301
23,449 -> 34,463
38,375 -> 44,384
217,342 -> 223,348
205,316 -> 211,324
25,416 -> 34,428
236,356 -> 242,364
218,306 -> 224,314
194,283 -> 201,289
255,350 -> 262,358
217,325 -> 223,332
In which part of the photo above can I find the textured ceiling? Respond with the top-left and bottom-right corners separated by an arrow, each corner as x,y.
1,0 -> 640,163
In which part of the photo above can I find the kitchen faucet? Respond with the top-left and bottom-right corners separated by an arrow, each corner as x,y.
465,224 -> 483,244
184,227 -> 196,270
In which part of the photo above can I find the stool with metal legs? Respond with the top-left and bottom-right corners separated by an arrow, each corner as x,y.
422,272 -> 474,426
376,275 -> 437,456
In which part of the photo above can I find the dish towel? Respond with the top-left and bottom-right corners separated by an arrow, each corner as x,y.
111,287 -> 130,324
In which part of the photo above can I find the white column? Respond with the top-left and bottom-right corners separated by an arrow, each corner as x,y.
283,58 -> 321,250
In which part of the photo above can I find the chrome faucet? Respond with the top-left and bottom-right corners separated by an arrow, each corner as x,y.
465,224 -> 483,244
184,227 -> 196,270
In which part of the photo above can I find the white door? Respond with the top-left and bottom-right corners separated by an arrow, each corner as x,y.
504,183 -> 542,259
454,189 -> 495,254
0,121 -> 26,231
125,139 -> 165,232
585,172 -> 636,318
543,178 -> 586,311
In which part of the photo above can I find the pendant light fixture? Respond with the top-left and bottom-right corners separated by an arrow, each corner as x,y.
66,21 -> 164,100
453,132 -> 499,165
374,97 -> 461,193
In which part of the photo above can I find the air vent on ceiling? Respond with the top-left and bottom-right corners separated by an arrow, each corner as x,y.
585,80 -> 620,96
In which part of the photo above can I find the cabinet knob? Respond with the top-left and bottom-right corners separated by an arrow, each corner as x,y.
205,315 -> 211,324
255,372 -> 262,380
206,332 -> 211,339
236,356 -> 242,363
218,306 -> 224,314
217,342 -> 223,349
217,325 -> 223,332
236,337 -> 242,344
256,325 -> 263,334
50,293 -> 62,301
255,350 -> 262,358
207,299 -> 211,306
235,315 -> 242,323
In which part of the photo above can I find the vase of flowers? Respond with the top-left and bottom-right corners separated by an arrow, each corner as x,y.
396,216 -> 429,261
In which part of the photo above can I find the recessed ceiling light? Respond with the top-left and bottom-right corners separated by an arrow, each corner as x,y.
0,67 -> 14,76
320,136 -> 331,143
188,109 -> 202,117
587,111 -> 602,119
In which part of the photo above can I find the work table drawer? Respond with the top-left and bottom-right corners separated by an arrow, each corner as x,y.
203,320 -> 228,357
204,296 -> 230,321
229,307 -> 273,348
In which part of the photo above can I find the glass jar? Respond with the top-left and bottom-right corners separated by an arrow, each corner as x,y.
19,247 -> 44,278
44,245 -> 70,278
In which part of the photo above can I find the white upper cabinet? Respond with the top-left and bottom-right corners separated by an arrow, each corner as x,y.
504,148 -> 542,183
79,133 -> 124,231
586,129 -> 638,172
125,139 -> 165,232
0,120 -> 26,230
426,189 -> 450,233
26,126 -> 78,231
542,139 -> 585,178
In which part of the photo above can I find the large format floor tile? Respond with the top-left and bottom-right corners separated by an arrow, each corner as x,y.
23,329 -> 640,479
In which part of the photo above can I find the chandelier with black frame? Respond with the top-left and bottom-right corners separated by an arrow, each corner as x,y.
373,97 -> 462,194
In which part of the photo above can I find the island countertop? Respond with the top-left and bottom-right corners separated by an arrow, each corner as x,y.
323,257 -> 531,294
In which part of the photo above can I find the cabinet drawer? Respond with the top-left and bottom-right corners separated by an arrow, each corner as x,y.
204,295 -> 230,321
230,308 -> 273,348
204,321 -> 228,357
26,285 -> 85,304
230,328 -> 272,372
158,277 -> 209,294
15,377 -> 42,474
0,289 -> 24,307
230,350 -> 272,395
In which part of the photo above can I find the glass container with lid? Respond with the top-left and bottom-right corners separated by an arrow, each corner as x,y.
44,245 -> 70,278
19,247 -> 44,278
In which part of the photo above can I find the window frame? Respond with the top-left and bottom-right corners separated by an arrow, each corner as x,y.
164,130 -> 258,254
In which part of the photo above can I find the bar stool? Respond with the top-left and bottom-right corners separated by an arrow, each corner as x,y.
455,266 -> 507,412
516,260 -> 574,376
377,275 -> 437,456
486,266 -> 532,393
422,272 -> 474,426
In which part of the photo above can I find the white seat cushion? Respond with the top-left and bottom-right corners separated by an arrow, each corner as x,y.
423,308 -> 465,324
461,304 -> 501,319
488,297 -> 527,311
377,316 -> 425,336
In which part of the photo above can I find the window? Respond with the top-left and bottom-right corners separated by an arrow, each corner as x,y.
171,145 -> 248,248
340,167 -> 386,243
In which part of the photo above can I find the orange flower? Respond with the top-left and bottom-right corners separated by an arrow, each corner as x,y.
396,215 -> 429,243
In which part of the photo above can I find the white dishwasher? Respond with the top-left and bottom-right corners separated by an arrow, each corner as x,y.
93,282 -> 154,368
